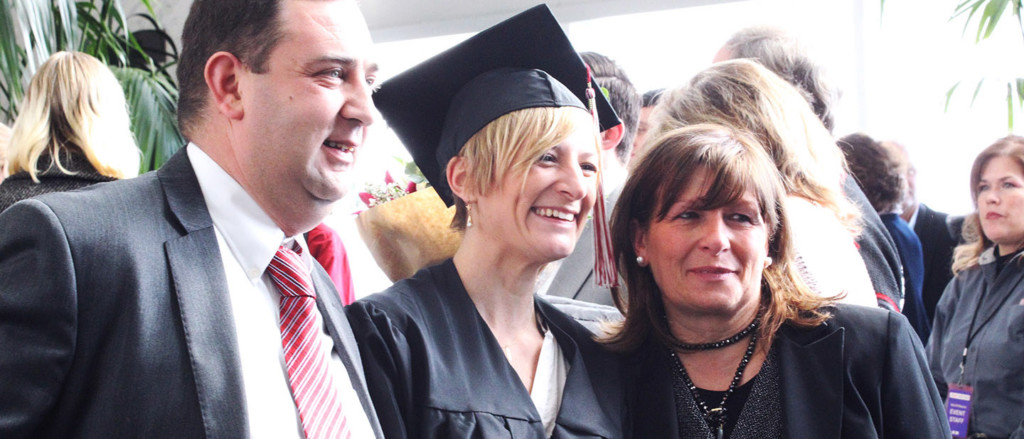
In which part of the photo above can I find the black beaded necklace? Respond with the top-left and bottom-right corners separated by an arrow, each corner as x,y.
668,318 -> 760,439
671,317 -> 759,351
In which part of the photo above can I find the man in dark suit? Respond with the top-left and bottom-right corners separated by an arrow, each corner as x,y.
914,204 -> 958,319
885,140 -> 958,322
0,0 -> 384,437
543,51 -> 640,307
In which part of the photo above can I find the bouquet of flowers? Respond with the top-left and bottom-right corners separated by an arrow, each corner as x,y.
355,164 -> 462,282
358,171 -> 418,208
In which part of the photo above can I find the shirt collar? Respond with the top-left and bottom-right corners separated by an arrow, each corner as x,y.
979,246 -> 998,265
187,143 -> 311,280
907,204 -> 920,229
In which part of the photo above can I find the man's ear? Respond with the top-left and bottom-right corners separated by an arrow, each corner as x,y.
446,156 -> 474,203
600,123 -> 625,153
204,51 -> 246,120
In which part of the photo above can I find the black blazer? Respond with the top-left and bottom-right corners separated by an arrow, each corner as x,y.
913,203 -> 957,321
0,150 -> 383,438
627,305 -> 951,438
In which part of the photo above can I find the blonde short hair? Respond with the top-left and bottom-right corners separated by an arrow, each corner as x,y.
449,106 -> 600,229
651,59 -> 860,235
7,51 -> 139,182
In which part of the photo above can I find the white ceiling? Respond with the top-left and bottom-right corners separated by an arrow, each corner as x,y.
360,0 -> 738,42
129,0 -> 738,48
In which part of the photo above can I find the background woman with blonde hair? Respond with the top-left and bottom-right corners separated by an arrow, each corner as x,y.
927,135 -> 1024,438
0,51 -> 139,212
649,59 -> 876,308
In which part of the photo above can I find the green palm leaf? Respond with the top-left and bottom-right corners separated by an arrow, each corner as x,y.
0,0 -> 26,121
918,0 -> 1024,129
113,67 -> 183,172
1,0 -> 183,171
54,0 -> 78,50
14,0 -> 59,73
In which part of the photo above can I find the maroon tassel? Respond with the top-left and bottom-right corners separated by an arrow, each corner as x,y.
585,66 -> 618,288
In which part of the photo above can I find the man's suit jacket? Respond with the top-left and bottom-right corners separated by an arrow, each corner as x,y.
546,186 -> 621,307
627,305 -> 951,438
0,150 -> 384,439
913,203 -> 957,322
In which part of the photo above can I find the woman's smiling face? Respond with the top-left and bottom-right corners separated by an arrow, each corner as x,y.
634,167 -> 769,320
473,119 -> 599,264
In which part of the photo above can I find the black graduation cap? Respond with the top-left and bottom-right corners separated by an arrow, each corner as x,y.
373,4 -> 621,206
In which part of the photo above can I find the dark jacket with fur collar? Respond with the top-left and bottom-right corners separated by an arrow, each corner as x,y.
0,152 -> 115,213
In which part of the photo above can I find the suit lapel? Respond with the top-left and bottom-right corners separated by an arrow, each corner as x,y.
159,150 -> 249,439
776,323 -> 844,439
915,205 -> 936,268
311,264 -> 385,438
547,185 -> 621,300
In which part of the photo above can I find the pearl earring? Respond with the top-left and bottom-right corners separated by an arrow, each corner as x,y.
636,255 -> 647,267
764,257 -> 773,268
466,204 -> 473,228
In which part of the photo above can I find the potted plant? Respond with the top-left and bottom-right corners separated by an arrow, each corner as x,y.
0,0 -> 183,172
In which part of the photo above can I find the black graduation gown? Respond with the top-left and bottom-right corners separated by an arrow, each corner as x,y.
346,259 -> 628,439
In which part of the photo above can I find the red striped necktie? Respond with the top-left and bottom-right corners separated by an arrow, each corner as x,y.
267,245 -> 352,439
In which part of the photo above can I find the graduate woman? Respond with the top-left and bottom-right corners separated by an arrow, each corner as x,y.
346,6 -> 628,439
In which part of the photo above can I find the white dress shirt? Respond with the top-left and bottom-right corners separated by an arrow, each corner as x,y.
187,144 -> 374,439
907,204 -> 920,230
530,329 -> 568,439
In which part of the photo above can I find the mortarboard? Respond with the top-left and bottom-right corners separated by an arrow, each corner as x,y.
373,4 -> 621,206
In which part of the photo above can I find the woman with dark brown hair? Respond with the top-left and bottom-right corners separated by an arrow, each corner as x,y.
610,124 -> 948,438
928,135 -> 1024,439
651,59 -> 877,308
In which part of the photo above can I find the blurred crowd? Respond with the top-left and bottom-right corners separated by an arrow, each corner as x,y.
0,2 -> 1020,439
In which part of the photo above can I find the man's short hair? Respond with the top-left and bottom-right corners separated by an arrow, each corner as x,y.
722,26 -> 838,133
176,0 -> 286,138
642,88 -> 663,108
838,132 -> 906,214
581,51 -> 641,165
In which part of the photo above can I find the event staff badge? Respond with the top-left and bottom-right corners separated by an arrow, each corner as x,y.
945,383 -> 973,438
